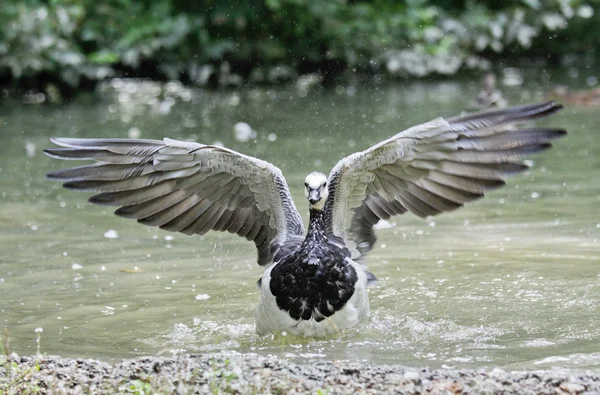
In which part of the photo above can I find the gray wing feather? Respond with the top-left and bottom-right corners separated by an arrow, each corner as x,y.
45,137 -> 304,266
324,101 -> 565,259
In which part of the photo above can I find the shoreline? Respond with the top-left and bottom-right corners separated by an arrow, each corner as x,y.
1,352 -> 598,394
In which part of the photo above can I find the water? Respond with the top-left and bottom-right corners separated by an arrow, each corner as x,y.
1,71 -> 599,370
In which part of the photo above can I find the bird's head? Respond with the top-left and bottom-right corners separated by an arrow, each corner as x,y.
304,172 -> 328,210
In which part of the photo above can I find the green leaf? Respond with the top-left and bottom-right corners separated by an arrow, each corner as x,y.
88,50 -> 119,64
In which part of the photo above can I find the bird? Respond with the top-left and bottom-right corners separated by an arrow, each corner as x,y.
44,101 -> 565,337
471,73 -> 507,110
546,85 -> 600,106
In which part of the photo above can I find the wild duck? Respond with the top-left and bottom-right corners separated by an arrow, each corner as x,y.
547,86 -> 600,106
44,101 -> 565,336
472,73 -> 507,110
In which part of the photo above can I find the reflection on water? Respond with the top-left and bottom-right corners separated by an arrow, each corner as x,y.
1,70 -> 599,370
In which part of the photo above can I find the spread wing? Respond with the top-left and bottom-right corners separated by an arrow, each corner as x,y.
44,137 -> 304,266
323,101 -> 565,260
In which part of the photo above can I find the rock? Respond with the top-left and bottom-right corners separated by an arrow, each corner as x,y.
559,382 -> 586,394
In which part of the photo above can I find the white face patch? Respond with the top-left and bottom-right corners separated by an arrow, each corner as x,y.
305,172 -> 327,189
304,172 -> 328,209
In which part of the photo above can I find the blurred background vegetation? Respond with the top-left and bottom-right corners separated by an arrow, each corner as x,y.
0,0 -> 597,94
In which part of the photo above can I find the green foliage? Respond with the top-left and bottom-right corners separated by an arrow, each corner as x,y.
0,358 -> 42,394
0,0 -> 596,89
126,378 -> 160,395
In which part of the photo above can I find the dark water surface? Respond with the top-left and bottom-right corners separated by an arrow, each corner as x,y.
1,71 -> 599,369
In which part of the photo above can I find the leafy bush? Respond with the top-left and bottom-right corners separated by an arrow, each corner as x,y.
0,0 -> 596,90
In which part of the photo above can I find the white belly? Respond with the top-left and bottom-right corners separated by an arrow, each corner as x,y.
255,257 -> 370,336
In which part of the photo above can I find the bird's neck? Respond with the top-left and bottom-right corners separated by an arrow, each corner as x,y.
303,208 -> 327,245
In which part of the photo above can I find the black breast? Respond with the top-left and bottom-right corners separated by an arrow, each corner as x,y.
269,238 -> 358,322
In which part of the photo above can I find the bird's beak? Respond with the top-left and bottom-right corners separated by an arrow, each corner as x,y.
308,189 -> 320,205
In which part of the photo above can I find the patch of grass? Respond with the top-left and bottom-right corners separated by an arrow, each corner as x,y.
205,358 -> 241,394
280,331 -> 287,354
0,330 -> 44,395
123,378 -> 161,395
1,329 -> 9,356
0,358 -> 43,394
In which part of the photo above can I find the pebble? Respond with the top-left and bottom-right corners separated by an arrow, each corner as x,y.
2,353 -> 599,394
404,370 -> 420,381
559,382 -> 585,393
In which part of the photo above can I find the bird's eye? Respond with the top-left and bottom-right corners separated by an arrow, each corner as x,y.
304,182 -> 308,187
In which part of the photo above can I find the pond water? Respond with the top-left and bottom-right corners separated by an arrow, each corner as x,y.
1,69 -> 599,370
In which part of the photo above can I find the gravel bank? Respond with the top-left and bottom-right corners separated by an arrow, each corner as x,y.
1,352 -> 599,394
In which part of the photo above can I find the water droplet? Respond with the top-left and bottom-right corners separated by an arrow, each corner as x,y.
233,122 -> 255,142
24,141 -> 36,158
128,127 -> 141,138
71,263 -> 83,270
195,294 -> 211,301
104,229 -> 118,239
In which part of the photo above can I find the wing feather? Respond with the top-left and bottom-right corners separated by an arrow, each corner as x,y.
116,189 -> 195,219
324,101 -> 565,259
161,199 -> 213,232
45,137 -> 304,265
140,194 -> 202,227
89,181 -> 178,206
